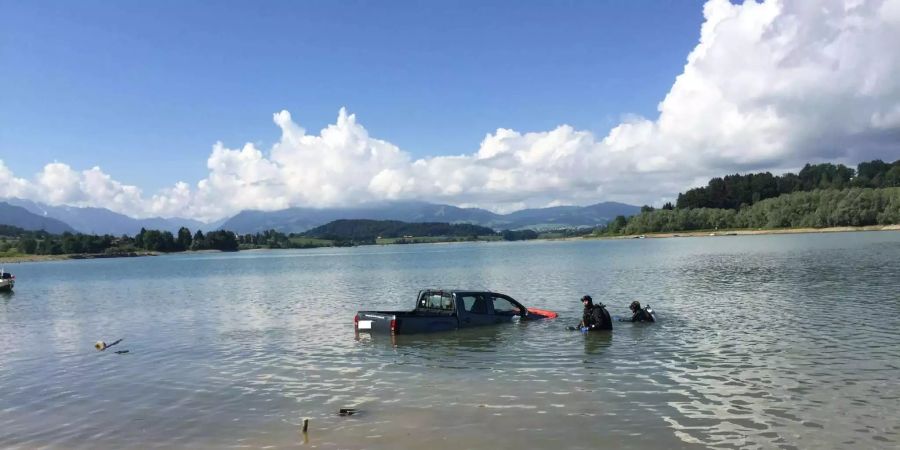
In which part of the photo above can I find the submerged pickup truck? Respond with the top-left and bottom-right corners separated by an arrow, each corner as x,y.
355,289 -> 557,334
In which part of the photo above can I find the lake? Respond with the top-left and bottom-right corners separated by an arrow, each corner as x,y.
1,232 -> 899,449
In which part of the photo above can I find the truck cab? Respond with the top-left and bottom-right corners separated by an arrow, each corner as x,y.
356,289 -> 542,334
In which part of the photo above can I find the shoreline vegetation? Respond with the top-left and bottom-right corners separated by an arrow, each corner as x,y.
0,221 -> 555,265
592,224 -> 900,240
590,159 -> 899,237
2,223 -> 899,265
0,251 -> 157,264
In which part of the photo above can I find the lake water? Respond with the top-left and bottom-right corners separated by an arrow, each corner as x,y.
1,232 -> 899,449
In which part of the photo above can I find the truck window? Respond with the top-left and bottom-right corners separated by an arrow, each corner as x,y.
492,296 -> 521,316
420,292 -> 453,311
460,294 -> 489,314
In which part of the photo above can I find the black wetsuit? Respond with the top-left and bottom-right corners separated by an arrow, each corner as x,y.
627,308 -> 655,322
582,304 -> 613,330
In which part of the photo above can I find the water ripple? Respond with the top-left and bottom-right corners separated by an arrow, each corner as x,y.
0,232 -> 899,449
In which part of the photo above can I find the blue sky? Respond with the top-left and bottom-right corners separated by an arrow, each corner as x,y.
2,0 -> 704,192
2,0 -> 897,220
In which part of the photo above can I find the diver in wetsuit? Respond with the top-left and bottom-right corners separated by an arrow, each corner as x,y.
578,295 -> 613,331
622,300 -> 655,322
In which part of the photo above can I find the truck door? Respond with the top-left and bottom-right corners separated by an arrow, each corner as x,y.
456,293 -> 495,328
490,294 -> 525,324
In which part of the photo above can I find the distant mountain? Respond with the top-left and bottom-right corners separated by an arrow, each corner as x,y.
221,201 -> 500,234
220,201 -> 640,234
1,197 -> 640,236
498,202 -> 641,229
0,202 -> 77,234
3,198 -> 207,236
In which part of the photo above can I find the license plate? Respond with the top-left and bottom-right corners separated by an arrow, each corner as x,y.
358,320 -> 373,330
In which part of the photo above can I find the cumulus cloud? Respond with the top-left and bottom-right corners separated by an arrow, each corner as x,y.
0,161 -> 31,199
0,162 -> 154,217
2,0 -> 899,221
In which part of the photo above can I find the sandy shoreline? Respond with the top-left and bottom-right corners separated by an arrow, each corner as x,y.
0,252 -> 157,265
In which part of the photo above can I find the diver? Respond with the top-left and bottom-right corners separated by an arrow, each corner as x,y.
621,300 -> 655,322
577,295 -> 613,331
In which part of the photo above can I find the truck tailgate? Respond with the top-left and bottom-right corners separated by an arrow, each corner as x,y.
356,311 -> 396,333
356,310 -> 458,334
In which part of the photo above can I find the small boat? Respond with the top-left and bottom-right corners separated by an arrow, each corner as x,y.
0,268 -> 14,292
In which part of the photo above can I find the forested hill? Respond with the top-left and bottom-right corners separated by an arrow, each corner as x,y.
302,219 -> 496,241
599,158 -> 900,235
620,188 -> 900,235
676,159 -> 900,210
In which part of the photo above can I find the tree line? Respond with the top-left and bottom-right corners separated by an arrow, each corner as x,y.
134,227 -> 238,252
1,228 -> 122,255
601,187 -> 900,235
1,220 -> 551,256
676,159 -> 900,210
0,225 -> 239,256
235,229 -> 333,249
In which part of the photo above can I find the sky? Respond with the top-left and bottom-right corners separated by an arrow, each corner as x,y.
2,0 -> 899,221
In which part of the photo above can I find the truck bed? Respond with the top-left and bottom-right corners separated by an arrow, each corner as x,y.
356,309 -> 458,334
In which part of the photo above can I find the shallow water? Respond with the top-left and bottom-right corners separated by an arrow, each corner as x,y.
1,232 -> 899,449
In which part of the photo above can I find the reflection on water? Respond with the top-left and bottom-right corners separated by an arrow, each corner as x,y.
1,232 -> 899,449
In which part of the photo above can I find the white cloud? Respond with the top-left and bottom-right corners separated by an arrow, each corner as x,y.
0,160 -> 31,199
79,166 -> 146,215
35,162 -> 84,205
0,161 -> 151,216
2,0 -> 899,222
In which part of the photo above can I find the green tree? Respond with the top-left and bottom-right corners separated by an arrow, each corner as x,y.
17,238 -> 37,254
885,166 -> 900,187
142,230 -> 162,251
61,233 -> 84,254
191,230 -> 206,251
176,227 -> 192,251
135,227 -> 147,249
607,215 -> 628,234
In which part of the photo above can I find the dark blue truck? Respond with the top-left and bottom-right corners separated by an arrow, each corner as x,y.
354,289 -> 557,334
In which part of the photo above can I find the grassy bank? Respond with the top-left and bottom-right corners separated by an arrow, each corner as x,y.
0,251 -> 156,264
590,224 -> 900,240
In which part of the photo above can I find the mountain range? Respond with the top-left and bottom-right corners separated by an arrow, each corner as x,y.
220,201 -> 640,234
0,198 -> 640,235
0,202 -> 76,234
1,198 -> 208,236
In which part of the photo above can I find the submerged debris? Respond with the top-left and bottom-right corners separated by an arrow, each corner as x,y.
338,408 -> 358,416
94,338 -> 123,351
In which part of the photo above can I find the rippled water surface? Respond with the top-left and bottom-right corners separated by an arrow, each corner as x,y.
2,232 -> 900,449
